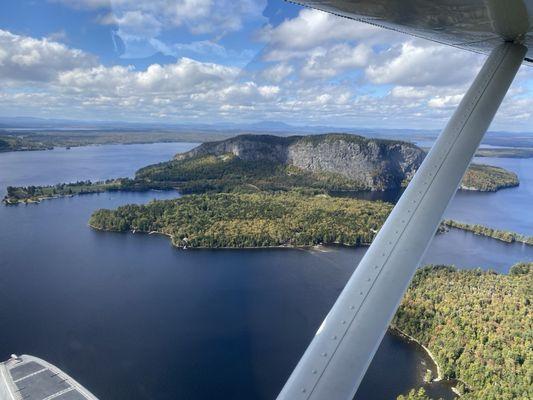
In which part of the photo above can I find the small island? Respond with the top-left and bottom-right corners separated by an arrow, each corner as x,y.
394,262 -> 532,400
459,163 -> 518,192
89,192 -> 392,248
2,134 -> 521,205
443,220 -> 533,245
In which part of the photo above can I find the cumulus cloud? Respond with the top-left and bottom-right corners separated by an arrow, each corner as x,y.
258,8 -> 397,56
261,63 -> 294,83
0,29 -> 96,82
1,16 -> 532,130
366,41 -> 483,86
428,94 -> 464,109
301,43 -> 372,78
57,57 -> 239,96
391,86 -> 432,99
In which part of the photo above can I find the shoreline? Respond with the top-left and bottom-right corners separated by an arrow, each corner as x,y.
390,326 -> 469,397
389,326 -> 444,382
443,220 -> 532,246
87,225 -> 372,250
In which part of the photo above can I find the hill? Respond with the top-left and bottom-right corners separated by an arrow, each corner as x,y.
169,134 -> 424,191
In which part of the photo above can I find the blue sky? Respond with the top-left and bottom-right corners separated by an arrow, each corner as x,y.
1,0 -> 532,130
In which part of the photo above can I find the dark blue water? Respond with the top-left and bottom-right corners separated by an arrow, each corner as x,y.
0,145 -> 531,400
444,157 -> 533,235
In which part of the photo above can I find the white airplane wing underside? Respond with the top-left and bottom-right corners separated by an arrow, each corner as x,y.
278,1 -> 532,399
294,0 -> 533,64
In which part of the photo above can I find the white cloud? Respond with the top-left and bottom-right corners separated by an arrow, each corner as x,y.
391,86 -> 432,99
366,41 -> 483,86
261,63 -> 294,83
1,24 -> 532,130
258,8 -> 396,55
98,10 -> 163,39
428,94 -> 464,109
301,43 -> 372,78
0,29 -> 96,82
57,58 -> 238,95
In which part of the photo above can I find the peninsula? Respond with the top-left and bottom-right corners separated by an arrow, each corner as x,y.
443,220 -> 533,245
89,192 -> 392,248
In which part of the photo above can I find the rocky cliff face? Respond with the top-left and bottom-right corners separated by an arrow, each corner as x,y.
177,134 -> 425,190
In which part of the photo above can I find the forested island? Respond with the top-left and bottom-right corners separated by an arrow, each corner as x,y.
459,163 -> 518,192
89,192 -> 392,248
443,220 -> 533,245
394,263 -> 532,400
2,134 -> 521,205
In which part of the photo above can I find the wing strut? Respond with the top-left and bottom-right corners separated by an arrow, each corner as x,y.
277,42 -> 527,400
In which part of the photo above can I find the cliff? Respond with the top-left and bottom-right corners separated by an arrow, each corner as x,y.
176,134 -> 425,191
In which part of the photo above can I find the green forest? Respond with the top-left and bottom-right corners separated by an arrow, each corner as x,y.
135,152 -> 367,193
393,263 -> 532,400
89,192 -> 392,248
397,388 -> 434,400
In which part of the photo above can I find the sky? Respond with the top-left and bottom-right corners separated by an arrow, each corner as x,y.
1,0 -> 533,130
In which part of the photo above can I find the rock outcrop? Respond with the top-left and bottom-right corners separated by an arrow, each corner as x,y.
176,134 -> 425,191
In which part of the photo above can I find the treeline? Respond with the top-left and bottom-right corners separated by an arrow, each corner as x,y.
89,192 -> 392,248
460,164 -> 519,191
443,220 -> 533,245
393,263 -> 532,400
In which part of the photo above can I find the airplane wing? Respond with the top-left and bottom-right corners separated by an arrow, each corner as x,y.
277,1 -> 531,399
292,0 -> 533,64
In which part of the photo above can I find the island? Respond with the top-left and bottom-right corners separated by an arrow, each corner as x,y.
2,134 -> 521,205
443,220 -> 533,245
394,262 -> 532,400
89,192 -> 392,248
459,163 -> 518,192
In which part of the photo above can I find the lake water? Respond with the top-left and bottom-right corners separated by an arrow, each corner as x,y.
0,144 -> 531,400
